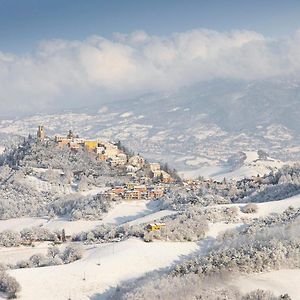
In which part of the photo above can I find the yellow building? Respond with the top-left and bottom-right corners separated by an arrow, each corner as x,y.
151,170 -> 173,183
84,140 -> 99,151
146,223 -> 166,232
160,170 -> 173,183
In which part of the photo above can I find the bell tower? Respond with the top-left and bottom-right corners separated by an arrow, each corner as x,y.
37,126 -> 45,141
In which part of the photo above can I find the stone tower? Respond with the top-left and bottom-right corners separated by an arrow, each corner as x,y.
67,130 -> 74,139
37,125 -> 45,141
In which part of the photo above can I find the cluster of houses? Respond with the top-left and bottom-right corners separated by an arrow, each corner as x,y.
37,125 -> 174,187
105,182 -> 166,201
53,129 -> 123,162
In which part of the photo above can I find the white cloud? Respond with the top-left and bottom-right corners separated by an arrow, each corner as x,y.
0,29 -> 300,117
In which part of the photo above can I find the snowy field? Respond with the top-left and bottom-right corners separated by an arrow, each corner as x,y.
208,194 -> 300,220
0,242 -> 64,265
0,218 -> 48,232
9,239 -> 198,300
230,269 -> 300,299
179,151 -> 286,180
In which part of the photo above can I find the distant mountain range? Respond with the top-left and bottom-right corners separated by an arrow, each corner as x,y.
1,78 -> 300,172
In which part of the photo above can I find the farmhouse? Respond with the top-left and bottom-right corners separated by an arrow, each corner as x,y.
146,222 -> 166,232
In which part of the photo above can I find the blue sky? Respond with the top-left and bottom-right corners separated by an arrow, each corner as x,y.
1,0 -> 300,53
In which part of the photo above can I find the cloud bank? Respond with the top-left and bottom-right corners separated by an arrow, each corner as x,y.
1,29 -> 300,117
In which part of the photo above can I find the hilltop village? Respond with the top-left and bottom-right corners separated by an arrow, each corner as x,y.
36,126 -> 177,201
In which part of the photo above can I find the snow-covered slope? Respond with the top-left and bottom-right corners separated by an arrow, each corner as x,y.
230,269 -> 300,299
9,238 -> 198,300
42,200 -> 172,235
180,151 -> 286,180
0,200 -> 175,236
0,218 -> 47,232
215,151 -> 286,181
203,193 -> 300,218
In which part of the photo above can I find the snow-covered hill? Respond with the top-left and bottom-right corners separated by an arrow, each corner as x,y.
180,151 -> 286,180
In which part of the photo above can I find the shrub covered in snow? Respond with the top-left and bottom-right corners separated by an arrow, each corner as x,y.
49,193 -> 113,220
0,268 -> 21,299
241,203 -> 258,214
16,253 -> 63,269
61,244 -> 83,263
160,186 -> 231,210
15,244 -> 82,269
72,224 -> 137,243
242,290 -> 291,300
173,239 -> 300,277
0,231 -> 21,247
173,217 -> 300,278
0,227 -> 64,247
20,227 -> 58,243
240,207 -> 300,236
47,246 -> 60,258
